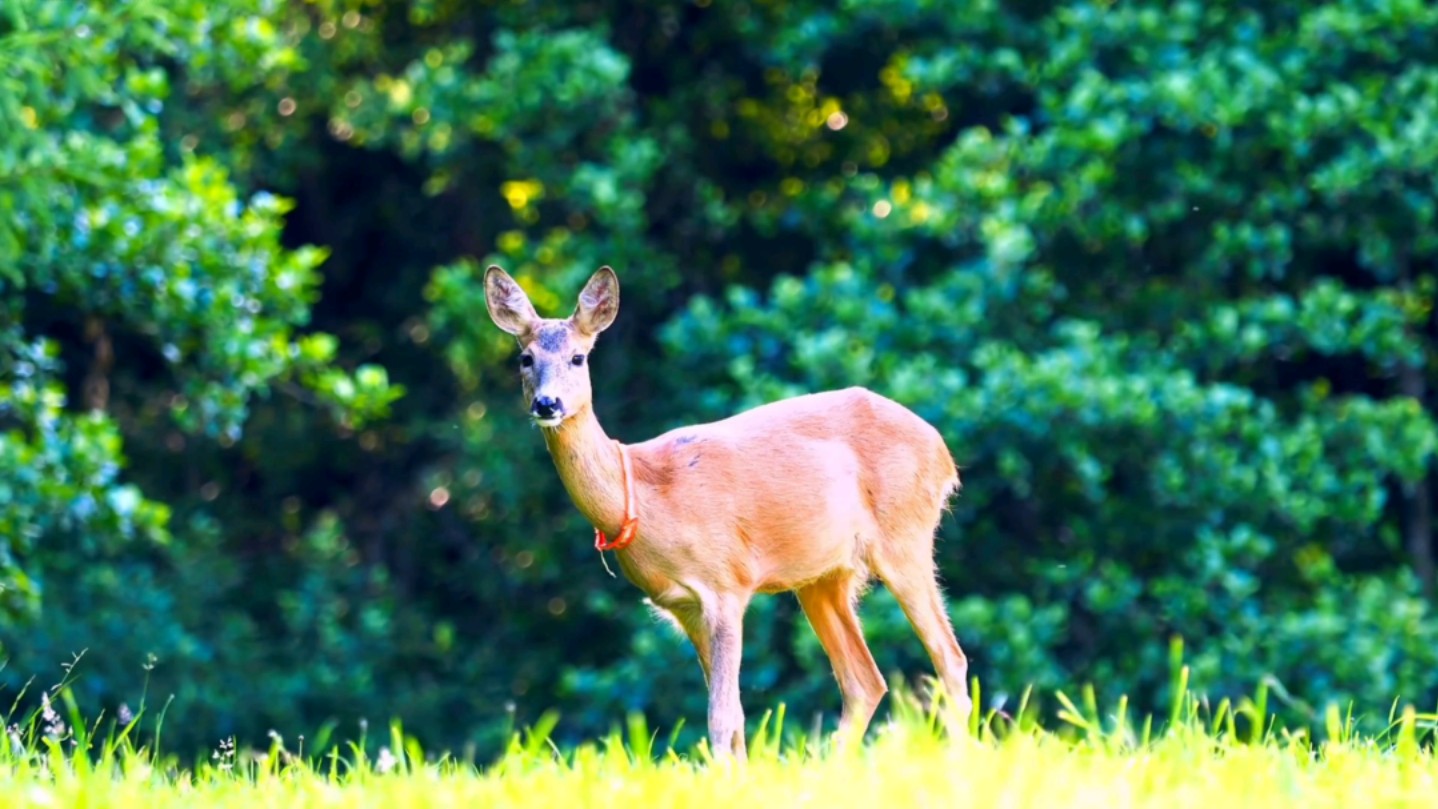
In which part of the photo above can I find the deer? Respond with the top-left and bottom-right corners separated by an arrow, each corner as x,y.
483,264 -> 973,758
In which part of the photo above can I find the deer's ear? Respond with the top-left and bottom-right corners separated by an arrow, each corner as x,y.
572,266 -> 619,336
484,265 -> 540,337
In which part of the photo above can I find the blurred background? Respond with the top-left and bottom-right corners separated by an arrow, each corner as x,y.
3,0 -> 1437,759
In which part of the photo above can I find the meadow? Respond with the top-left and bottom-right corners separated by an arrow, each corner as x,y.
4,666 -> 1435,809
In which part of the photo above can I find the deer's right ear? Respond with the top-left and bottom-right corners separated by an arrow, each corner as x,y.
484,265 -> 540,337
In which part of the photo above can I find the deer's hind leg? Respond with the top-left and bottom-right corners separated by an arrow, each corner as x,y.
871,527 -> 972,731
795,570 -> 887,746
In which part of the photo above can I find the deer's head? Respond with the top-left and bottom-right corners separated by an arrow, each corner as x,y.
483,265 -> 619,427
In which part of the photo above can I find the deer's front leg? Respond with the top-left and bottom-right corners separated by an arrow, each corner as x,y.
704,598 -> 747,759
669,605 -> 712,686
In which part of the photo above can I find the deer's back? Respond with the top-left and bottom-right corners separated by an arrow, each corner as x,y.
673,385 -> 952,473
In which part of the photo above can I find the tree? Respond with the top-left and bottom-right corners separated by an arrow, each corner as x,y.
660,0 -> 1438,716
0,0 -> 398,726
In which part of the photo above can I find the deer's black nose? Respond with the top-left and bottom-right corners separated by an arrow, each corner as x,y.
531,395 -> 562,420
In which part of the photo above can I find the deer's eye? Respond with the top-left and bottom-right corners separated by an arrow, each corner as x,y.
520,354 -> 534,368
571,354 -> 586,367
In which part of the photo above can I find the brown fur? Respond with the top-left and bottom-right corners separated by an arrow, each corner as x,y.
484,265 -> 972,758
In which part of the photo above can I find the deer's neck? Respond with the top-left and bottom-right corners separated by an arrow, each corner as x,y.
541,405 -> 629,535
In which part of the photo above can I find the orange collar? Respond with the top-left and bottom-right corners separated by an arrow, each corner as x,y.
594,441 -> 638,552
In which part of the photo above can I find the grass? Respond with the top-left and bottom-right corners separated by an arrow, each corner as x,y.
2,660 -> 1436,808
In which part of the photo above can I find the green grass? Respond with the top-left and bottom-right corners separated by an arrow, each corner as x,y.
2,666 -> 1436,807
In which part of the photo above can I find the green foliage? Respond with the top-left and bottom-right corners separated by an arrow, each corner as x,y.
0,336 -> 168,614
0,0 -> 400,617
2,0 -> 1437,764
658,0 -> 1438,720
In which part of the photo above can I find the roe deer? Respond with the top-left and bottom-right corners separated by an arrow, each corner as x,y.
483,264 -> 972,757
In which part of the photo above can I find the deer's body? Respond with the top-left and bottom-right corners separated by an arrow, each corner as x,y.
556,387 -> 958,600
485,266 -> 972,757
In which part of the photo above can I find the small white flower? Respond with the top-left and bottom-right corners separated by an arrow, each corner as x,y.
40,692 -> 66,740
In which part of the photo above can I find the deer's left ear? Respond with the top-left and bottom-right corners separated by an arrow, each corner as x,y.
572,266 -> 619,336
